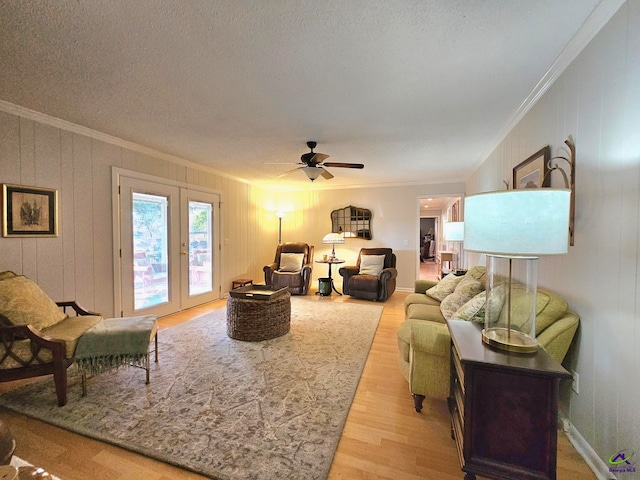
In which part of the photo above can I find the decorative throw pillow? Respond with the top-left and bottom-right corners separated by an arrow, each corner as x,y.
359,255 -> 386,276
440,276 -> 484,320
0,275 -> 67,330
278,253 -> 304,272
426,273 -> 464,302
451,291 -> 486,323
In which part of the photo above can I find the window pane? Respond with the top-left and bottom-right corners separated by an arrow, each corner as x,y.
188,201 -> 213,296
133,193 -> 169,310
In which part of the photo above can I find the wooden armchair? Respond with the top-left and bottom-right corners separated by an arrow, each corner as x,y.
0,272 -> 102,406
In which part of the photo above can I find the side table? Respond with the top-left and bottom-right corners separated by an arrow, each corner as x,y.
447,319 -> 570,480
315,259 -> 345,296
232,278 -> 253,289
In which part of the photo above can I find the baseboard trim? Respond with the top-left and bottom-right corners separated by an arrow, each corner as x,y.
559,414 -> 617,480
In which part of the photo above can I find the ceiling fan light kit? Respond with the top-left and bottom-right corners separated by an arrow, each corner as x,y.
301,166 -> 323,181
269,141 -> 365,182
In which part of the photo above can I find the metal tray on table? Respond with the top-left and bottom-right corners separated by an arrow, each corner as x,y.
228,284 -> 289,300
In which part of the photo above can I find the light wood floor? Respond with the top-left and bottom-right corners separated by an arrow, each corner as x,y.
0,289 -> 596,480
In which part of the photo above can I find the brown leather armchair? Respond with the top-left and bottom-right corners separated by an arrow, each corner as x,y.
338,248 -> 397,301
263,242 -> 314,295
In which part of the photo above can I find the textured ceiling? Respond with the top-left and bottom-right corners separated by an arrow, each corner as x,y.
0,0 -> 606,189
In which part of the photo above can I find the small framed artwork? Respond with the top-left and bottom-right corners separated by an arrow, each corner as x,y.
2,184 -> 58,237
513,146 -> 551,189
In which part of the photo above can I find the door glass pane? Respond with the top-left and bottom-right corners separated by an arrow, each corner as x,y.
188,200 -> 213,296
133,192 -> 169,310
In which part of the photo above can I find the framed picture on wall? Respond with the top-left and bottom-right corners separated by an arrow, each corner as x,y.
2,184 -> 58,237
513,146 -> 551,189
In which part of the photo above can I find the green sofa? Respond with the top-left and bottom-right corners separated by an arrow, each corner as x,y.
397,266 -> 579,412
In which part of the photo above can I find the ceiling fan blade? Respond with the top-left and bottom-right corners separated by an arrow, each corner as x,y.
301,152 -> 329,165
277,167 -> 302,178
322,162 -> 364,169
320,168 -> 334,179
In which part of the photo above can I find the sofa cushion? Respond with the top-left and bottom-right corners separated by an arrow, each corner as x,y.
279,253 -> 304,272
359,254 -> 386,276
41,314 -> 104,358
404,293 -> 441,314
406,303 -> 446,323
426,273 -> 463,302
0,275 -> 68,330
440,276 -> 484,320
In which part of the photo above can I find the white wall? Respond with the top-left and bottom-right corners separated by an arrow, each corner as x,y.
466,0 -> 640,465
265,184 -> 464,289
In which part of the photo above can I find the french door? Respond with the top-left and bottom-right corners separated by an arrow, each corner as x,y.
115,173 -> 221,317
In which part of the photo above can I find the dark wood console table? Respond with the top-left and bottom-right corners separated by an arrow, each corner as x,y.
446,319 -> 571,480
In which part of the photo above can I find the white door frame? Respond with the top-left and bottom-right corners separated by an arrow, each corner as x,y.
112,167 -> 223,317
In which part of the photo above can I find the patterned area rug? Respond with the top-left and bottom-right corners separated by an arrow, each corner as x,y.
0,298 -> 382,480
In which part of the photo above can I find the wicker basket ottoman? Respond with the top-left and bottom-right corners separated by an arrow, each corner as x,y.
226,291 -> 291,341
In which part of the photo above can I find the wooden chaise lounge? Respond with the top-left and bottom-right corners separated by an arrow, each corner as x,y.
0,271 -> 102,406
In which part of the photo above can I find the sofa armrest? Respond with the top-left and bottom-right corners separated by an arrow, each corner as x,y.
408,321 -> 451,400
263,263 -> 277,284
378,267 -> 398,301
301,264 -> 313,293
409,321 -> 450,357
338,266 -> 359,294
414,279 -> 438,294
537,310 -> 579,364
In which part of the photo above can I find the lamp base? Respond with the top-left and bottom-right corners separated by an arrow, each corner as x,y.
482,327 -> 538,354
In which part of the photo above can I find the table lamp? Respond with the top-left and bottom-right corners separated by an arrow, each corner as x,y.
322,232 -> 345,261
443,221 -> 465,274
464,189 -> 570,353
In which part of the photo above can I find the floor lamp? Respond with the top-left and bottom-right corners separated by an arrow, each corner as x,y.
464,189 -> 570,353
276,211 -> 285,244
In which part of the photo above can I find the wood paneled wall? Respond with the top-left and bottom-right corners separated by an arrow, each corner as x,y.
0,111 -> 277,317
465,0 -> 640,467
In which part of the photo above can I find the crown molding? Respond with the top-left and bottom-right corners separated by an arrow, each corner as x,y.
469,0 -> 626,178
0,99 -> 250,186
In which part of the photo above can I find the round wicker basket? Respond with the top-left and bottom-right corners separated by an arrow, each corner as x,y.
226,291 -> 291,341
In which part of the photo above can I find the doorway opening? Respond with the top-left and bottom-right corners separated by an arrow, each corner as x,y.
417,195 -> 462,281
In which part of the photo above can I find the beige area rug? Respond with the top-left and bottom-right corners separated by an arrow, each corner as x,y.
0,298 -> 383,480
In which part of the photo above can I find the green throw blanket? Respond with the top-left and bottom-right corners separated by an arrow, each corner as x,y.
75,315 -> 157,376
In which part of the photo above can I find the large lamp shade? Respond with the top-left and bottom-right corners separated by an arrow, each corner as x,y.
443,222 -> 464,242
464,189 -> 570,256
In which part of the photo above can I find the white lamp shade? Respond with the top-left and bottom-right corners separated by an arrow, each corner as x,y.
302,166 -> 322,180
464,189 -> 570,256
322,232 -> 345,244
443,222 -> 464,242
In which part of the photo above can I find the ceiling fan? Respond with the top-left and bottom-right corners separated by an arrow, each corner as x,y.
273,141 -> 364,181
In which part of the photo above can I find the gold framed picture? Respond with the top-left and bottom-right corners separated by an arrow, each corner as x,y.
2,184 -> 58,237
513,146 -> 551,189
